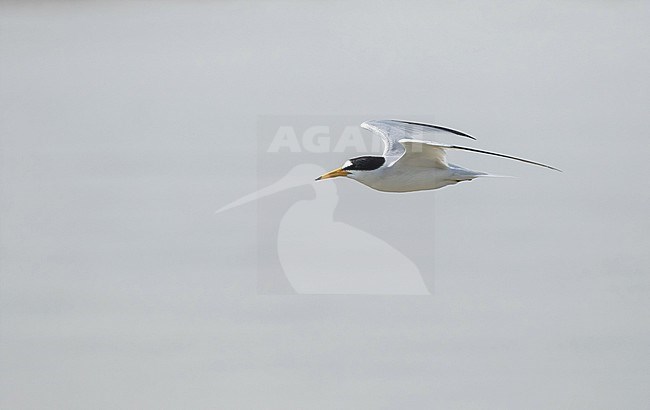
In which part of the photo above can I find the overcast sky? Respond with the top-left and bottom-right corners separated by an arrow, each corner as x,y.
1,1 -> 649,409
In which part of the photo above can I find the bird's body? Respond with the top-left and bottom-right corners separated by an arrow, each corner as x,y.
347,159 -> 484,192
316,120 -> 559,192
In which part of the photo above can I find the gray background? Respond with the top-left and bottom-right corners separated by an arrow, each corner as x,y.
1,1 -> 649,408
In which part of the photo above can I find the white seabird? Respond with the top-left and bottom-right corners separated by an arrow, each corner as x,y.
316,119 -> 560,192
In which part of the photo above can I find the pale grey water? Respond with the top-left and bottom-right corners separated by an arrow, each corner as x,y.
1,2 -> 649,408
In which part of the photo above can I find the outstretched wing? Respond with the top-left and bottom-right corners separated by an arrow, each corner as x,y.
360,119 -> 476,157
396,139 -> 562,171
394,140 -> 450,169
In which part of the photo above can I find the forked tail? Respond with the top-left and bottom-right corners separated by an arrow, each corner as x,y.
449,166 -> 514,182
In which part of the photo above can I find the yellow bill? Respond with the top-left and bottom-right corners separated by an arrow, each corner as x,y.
315,168 -> 350,181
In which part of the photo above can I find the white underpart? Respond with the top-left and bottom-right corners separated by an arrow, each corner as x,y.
348,158 -> 485,192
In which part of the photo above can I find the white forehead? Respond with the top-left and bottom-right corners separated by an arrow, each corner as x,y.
342,160 -> 352,168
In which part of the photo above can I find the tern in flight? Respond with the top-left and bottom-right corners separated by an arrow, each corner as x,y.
316,120 -> 560,192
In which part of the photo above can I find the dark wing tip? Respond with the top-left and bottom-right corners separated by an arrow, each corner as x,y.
532,161 -> 562,172
536,163 -> 563,172
450,144 -> 562,172
390,119 -> 477,140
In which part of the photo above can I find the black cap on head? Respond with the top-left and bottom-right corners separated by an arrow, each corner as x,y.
342,156 -> 385,171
